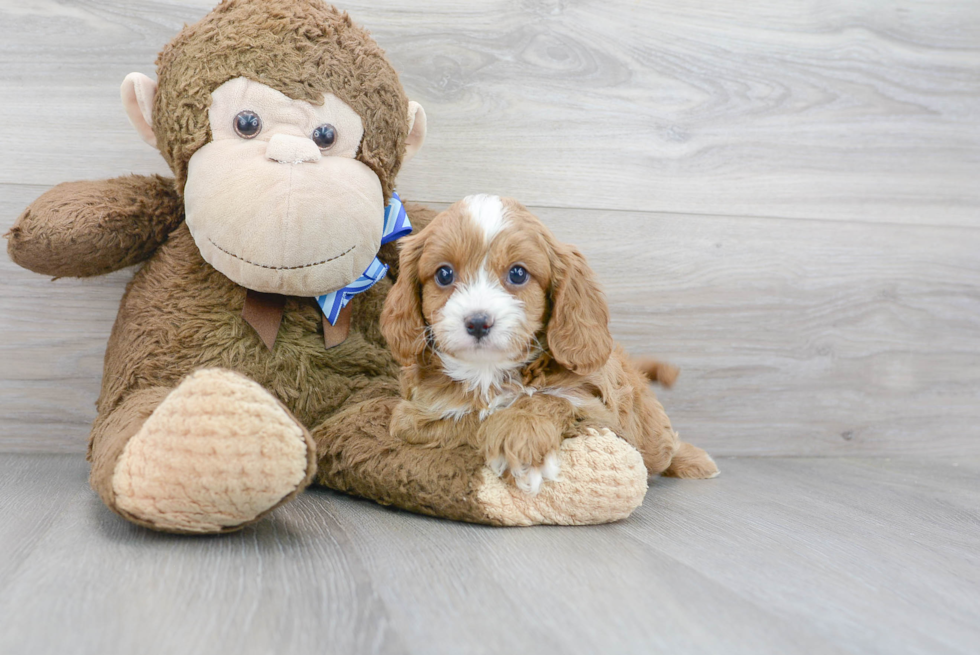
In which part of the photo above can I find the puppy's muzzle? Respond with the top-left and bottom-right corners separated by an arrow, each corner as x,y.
464,313 -> 493,341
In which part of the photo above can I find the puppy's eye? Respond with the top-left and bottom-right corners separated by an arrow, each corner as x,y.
234,111 -> 262,138
312,124 -> 337,149
508,265 -> 529,286
435,265 -> 455,287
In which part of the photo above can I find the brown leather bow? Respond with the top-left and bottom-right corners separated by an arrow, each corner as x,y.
242,289 -> 352,351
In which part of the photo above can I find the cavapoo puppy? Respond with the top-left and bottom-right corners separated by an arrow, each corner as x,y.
381,195 -> 718,493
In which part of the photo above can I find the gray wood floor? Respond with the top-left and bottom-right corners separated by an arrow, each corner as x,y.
1,2 -> 978,654
0,453 -> 977,655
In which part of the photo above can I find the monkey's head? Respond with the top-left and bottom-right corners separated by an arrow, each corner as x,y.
120,0 -> 426,296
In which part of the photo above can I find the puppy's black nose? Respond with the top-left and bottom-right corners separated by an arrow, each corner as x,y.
464,314 -> 493,340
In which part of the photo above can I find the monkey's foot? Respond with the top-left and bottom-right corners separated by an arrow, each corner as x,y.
111,369 -> 315,533
476,428 -> 647,526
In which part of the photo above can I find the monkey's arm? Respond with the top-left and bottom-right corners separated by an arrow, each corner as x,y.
5,174 -> 183,278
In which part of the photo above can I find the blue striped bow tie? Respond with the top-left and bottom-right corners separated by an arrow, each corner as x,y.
316,192 -> 412,325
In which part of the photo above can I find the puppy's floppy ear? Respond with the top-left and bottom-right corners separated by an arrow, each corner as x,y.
381,233 -> 427,366
547,243 -> 613,375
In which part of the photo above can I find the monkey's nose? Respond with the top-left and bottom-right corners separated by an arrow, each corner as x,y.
464,314 -> 493,340
265,134 -> 322,164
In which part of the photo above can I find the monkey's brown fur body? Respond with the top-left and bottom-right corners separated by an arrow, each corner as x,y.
6,0 -> 650,533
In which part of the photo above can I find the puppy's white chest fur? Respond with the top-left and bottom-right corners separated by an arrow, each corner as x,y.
438,351 -> 523,399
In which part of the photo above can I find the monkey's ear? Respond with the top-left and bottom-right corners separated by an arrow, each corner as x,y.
121,73 -> 158,148
404,101 -> 427,163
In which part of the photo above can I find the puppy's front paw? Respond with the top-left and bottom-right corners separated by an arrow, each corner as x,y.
481,412 -> 563,495
489,451 -> 561,494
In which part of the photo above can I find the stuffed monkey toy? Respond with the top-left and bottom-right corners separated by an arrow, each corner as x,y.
5,0 -> 648,533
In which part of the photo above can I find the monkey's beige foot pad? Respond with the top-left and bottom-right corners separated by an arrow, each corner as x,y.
112,369 -> 312,533
477,428 -> 647,526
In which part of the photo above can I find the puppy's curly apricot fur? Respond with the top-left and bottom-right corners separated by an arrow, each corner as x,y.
382,196 -> 719,491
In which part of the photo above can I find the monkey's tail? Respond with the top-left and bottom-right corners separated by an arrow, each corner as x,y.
633,358 -> 680,389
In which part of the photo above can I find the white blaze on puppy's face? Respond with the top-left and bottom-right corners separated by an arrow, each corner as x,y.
464,194 -> 507,243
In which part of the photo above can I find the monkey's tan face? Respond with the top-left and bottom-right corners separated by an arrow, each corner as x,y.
183,77 -> 383,296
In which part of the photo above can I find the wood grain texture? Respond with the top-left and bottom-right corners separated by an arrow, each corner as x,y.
3,186 -> 978,456
620,456 -> 980,655
0,454 -> 977,655
0,454 -> 82,591
0,0 -> 978,223
545,206 -> 980,457
0,455 -> 407,655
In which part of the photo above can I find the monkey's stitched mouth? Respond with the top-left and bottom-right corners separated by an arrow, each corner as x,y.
208,238 -> 356,271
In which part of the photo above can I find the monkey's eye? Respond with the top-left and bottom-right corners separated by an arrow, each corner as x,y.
508,265 -> 529,286
234,111 -> 262,139
312,124 -> 337,150
435,265 -> 455,287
